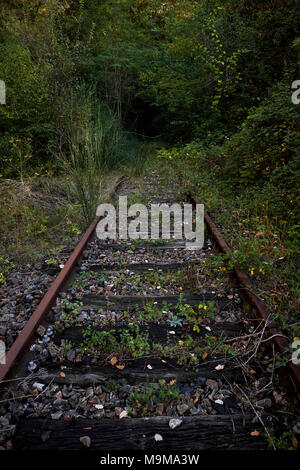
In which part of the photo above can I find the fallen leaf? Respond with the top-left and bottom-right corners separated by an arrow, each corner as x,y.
250,369 -> 256,374
59,372 -> 66,377
80,436 -> 91,447
116,364 -> 125,370
168,380 -> 176,386
119,410 -> 128,419
292,437 -> 298,449
215,364 -> 224,370
250,430 -> 260,437
110,356 -> 118,366
273,390 -> 283,404
227,295 -> 233,299
169,418 -> 182,430
147,364 -> 153,370
154,433 -> 163,442
202,352 -> 208,359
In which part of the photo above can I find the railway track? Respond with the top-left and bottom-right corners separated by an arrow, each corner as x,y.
0,172 -> 298,452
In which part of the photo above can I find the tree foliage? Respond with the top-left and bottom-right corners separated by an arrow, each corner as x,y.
0,0 -> 299,175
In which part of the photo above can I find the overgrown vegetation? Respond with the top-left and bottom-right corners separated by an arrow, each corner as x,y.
0,1 -> 299,338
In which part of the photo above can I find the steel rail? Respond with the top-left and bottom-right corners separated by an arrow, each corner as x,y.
0,216 -> 100,384
1,183 -> 299,394
191,194 -> 300,389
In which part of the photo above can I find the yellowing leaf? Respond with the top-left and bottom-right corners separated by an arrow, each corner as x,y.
168,379 -> 176,386
292,437 -> 298,449
110,357 -> 118,366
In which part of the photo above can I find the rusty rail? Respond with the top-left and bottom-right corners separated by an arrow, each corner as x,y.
191,194 -> 300,389
0,216 -> 100,384
1,184 -> 299,393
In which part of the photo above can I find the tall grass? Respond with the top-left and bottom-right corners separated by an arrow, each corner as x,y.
63,86 -> 151,224
118,133 -> 152,177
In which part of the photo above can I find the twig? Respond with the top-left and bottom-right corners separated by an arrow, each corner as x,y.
235,383 -> 276,450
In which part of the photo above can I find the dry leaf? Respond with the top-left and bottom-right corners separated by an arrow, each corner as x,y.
147,364 -> 153,370
59,372 -> 66,377
215,364 -> 225,370
292,437 -> 298,449
110,356 -> 118,366
215,399 -> 224,405
119,410 -> 128,419
116,364 -> 125,370
168,379 -> 176,386
250,430 -> 260,437
202,352 -> 208,359
79,436 -> 91,447
154,433 -> 163,442
169,418 -> 182,430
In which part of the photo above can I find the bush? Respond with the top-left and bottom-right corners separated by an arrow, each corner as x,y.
220,74 -> 300,232
0,41 -> 52,176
